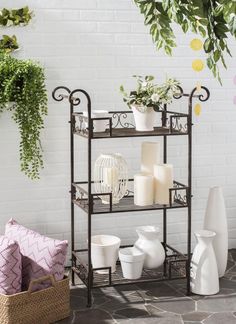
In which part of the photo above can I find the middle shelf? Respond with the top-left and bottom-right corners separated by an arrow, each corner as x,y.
72,180 -> 189,214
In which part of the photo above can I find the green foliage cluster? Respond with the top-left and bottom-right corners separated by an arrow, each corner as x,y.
133,0 -> 236,83
0,35 -> 19,54
120,75 -> 180,111
0,54 -> 48,179
0,6 -> 33,26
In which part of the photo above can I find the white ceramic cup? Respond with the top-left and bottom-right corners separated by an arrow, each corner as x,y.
119,247 -> 145,279
83,110 -> 108,132
91,235 -> 121,274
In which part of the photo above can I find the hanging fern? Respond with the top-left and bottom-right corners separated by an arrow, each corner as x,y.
133,0 -> 236,84
0,53 -> 47,179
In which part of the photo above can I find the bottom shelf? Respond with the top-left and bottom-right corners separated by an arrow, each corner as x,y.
72,244 -> 188,288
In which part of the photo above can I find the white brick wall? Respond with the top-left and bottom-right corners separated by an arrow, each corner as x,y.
0,0 -> 236,262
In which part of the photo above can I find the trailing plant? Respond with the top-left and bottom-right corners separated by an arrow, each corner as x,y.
0,6 -> 33,26
120,75 -> 180,111
0,53 -> 48,179
0,35 -> 19,54
133,0 -> 236,84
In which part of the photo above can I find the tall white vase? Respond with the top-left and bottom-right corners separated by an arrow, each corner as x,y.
134,226 -> 165,269
203,186 -> 228,277
191,230 -> 219,295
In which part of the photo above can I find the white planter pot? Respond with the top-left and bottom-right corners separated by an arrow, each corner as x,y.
134,226 -> 165,269
131,105 -> 155,131
203,186 -> 228,277
119,247 -> 145,279
191,230 -> 219,295
91,235 -> 121,274
83,110 -> 108,132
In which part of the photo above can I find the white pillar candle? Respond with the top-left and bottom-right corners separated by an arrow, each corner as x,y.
141,142 -> 160,175
154,164 -> 173,205
134,173 -> 154,206
103,167 -> 119,188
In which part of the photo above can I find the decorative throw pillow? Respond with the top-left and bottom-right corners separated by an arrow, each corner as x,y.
0,235 -> 22,295
5,219 -> 68,291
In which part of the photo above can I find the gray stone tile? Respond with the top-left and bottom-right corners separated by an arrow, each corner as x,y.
114,306 -> 149,319
115,312 -> 183,323
73,309 -> 115,324
182,311 -> 211,321
136,282 -> 184,300
145,304 -> 164,315
56,311 -> 74,323
197,294 -> 236,312
151,297 -> 195,314
70,295 -> 87,310
203,312 -> 236,324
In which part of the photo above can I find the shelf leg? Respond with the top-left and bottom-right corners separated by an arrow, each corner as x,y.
163,135 -> 168,277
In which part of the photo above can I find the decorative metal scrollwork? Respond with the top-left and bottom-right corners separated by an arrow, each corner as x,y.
75,264 -> 88,285
172,182 -> 188,205
52,86 -> 71,101
112,112 -> 135,129
170,116 -> 188,133
74,115 -> 89,137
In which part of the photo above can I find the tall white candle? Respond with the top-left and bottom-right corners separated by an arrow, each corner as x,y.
141,142 -> 160,174
154,164 -> 173,205
134,173 -> 154,206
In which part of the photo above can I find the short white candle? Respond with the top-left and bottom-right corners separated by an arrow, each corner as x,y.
154,164 -> 173,205
141,142 -> 160,174
134,173 -> 154,206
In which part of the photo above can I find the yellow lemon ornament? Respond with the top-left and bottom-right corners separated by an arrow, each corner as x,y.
192,59 -> 204,72
194,103 -> 201,116
190,38 -> 203,51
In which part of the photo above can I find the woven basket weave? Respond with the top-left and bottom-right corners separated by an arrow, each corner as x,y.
0,275 -> 70,324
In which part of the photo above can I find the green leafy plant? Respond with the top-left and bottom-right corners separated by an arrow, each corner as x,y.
0,35 -> 19,54
120,75 -> 180,111
0,53 -> 48,179
133,0 -> 236,84
0,6 -> 33,26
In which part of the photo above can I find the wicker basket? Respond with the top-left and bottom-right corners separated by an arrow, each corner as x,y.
0,275 -> 70,324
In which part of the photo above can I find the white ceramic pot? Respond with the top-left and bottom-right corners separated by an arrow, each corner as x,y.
134,226 -> 165,269
203,186 -> 228,277
191,230 -> 219,295
83,110 -> 108,132
91,235 -> 121,274
131,105 -> 155,131
119,247 -> 145,280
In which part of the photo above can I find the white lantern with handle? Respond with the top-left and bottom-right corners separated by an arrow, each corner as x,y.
94,153 -> 128,204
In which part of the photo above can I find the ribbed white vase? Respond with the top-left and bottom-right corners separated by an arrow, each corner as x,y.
191,230 -> 219,295
203,186 -> 228,277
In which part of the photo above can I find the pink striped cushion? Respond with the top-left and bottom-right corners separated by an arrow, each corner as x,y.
5,219 -> 68,291
0,235 -> 22,295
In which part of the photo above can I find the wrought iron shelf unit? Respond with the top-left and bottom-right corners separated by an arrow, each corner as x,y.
52,85 -> 210,307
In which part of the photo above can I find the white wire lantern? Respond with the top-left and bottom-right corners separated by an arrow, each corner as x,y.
94,153 -> 128,205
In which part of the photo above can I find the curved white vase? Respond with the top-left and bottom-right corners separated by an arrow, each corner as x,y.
203,186 -> 228,277
134,226 -> 165,269
191,230 -> 219,295
91,235 -> 121,274
131,105 -> 155,131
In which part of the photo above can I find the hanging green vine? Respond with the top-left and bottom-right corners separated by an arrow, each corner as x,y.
0,6 -> 33,26
0,54 -> 48,179
133,0 -> 236,84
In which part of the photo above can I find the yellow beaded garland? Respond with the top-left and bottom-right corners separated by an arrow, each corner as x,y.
190,38 -> 203,51
194,103 -> 201,116
192,59 -> 204,72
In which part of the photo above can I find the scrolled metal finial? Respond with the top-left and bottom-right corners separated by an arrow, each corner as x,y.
68,89 -> 91,107
189,86 -> 210,103
173,85 -> 184,99
198,86 -> 210,102
52,86 -> 71,102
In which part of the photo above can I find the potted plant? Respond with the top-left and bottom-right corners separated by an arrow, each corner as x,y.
0,53 -> 47,179
120,75 -> 180,131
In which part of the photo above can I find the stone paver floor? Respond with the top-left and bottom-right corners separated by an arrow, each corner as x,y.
57,249 -> 236,323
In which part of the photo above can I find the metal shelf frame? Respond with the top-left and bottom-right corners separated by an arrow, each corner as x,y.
52,85 -> 210,307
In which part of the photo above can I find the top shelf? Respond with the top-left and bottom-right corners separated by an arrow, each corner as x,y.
72,110 -> 189,139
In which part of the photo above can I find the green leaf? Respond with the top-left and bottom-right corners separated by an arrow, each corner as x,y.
213,49 -> 221,62
203,38 -> 214,53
